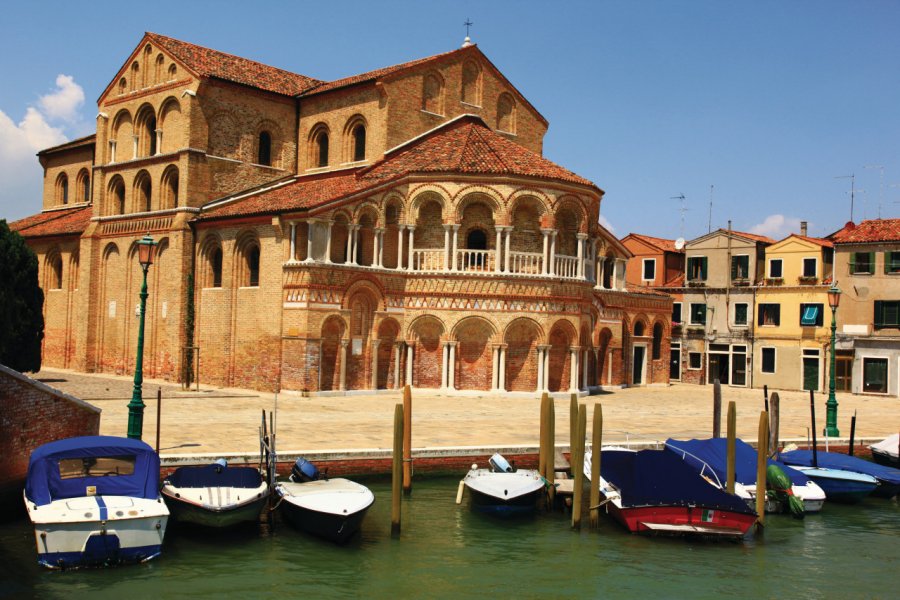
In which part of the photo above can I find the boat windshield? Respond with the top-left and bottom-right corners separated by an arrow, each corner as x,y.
58,456 -> 136,479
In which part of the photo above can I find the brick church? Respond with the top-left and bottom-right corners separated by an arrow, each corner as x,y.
11,33 -> 672,395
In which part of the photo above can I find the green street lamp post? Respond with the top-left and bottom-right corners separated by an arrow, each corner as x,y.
825,284 -> 842,437
127,233 -> 157,440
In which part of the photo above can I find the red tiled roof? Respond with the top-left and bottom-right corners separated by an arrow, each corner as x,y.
146,32 -> 322,96
37,134 -> 96,156
624,233 -> 680,253
200,116 -> 598,221
730,229 -> 776,244
792,234 -> 833,248
622,285 -> 673,298
302,47 -> 470,97
9,206 -> 92,238
830,218 -> 900,244
663,273 -> 685,287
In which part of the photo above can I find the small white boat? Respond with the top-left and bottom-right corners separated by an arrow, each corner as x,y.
161,459 -> 270,528
869,434 -> 899,468
24,436 -> 169,569
461,454 -> 545,516
275,459 -> 374,543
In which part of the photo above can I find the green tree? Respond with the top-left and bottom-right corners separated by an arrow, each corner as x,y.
0,219 -> 44,372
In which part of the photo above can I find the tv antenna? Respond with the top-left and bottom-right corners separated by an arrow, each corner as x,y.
864,164 -> 884,219
835,174 -> 856,222
670,194 -> 687,239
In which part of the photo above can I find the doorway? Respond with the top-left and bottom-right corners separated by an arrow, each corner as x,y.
708,353 -> 730,385
670,343 -> 681,381
802,349 -> 820,391
835,351 -> 853,392
633,345 -> 646,385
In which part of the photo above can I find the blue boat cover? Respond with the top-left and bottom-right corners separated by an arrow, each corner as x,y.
25,436 -> 160,506
167,464 -> 263,488
665,438 -> 813,487
601,449 -> 755,514
779,450 -> 900,486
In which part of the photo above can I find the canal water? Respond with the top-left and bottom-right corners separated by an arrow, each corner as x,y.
1,478 -> 897,599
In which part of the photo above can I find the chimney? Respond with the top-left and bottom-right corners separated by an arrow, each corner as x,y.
800,221 -> 808,237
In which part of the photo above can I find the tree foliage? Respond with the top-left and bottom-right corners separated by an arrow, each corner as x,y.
0,220 -> 44,372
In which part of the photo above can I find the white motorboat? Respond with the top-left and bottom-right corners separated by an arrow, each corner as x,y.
24,436 -> 169,569
460,454 -> 545,516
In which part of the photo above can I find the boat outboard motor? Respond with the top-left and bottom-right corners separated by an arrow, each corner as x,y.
213,458 -> 228,473
489,453 -> 514,473
290,458 -> 320,483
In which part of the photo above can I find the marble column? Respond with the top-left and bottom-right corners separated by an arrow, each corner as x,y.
451,225 -> 460,271
441,342 -> 450,389
444,224 -> 452,271
406,342 -> 414,386
305,220 -> 315,262
548,231 -> 557,276
339,339 -> 349,391
569,347 -> 579,392
370,339 -> 381,389
581,349 -> 589,389
504,227 -> 512,273
494,228 -> 503,273
324,220 -> 333,263
393,342 -> 403,389
397,226 -> 405,270
498,343 -> 507,391
447,341 -> 457,390
576,233 -> 587,279
491,346 -> 500,391
540,229 -> 551,275
345,225 -> 354,264
155,129 -> 162,155
109,140 -> 117,163
406,225 -> 415,272
289,222 -> 297,262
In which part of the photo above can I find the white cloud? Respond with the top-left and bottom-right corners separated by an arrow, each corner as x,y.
38,75 -> 85,123
598,214 -> 616,234
749,214 -> 803,240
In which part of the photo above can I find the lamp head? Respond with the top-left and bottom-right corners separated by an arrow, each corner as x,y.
137,233 -> 157,268
827,284 -> 842,310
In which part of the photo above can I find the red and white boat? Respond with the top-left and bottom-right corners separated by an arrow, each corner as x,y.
584,448 -> 757,539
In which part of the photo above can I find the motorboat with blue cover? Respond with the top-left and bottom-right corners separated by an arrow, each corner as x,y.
664,438 -> 825,513
161,459 -> 270,527
869,434 -> 899,468
779,449 -> 897,500
24,436 -> 169,569
583,448 -> 757,538
275,458 -> 374,543
461,453 -> 545,517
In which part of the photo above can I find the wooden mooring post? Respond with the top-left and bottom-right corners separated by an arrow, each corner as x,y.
539,392 -> 549,478
768,392 -> 780,457
756,410 -> 768,529
155,388 -> 162,454
848,410 -> 857,456
547,395 -> 556,504
570,393 -> 578,455
713,379 -> 722,438
726,400 -> 736,495
403,385 -> 412,494
391,403 -> 403,536
589,403 -> 602,528
809,390 -> 818,467
572,404 -> 587,529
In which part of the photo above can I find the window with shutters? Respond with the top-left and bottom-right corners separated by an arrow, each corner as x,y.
671,302 -> 682,324
802,257 -> 817,278
689,303 -> 707,325
731,254 -> 749,281
758,303 -> 780,326
734,303 -> 748,326
885,251 -> 900,274
874,300 -> 900,330
687,256 -> 707,281
799,303 -> 824,327
768,258 -> 783,279
850,251 -> 874,275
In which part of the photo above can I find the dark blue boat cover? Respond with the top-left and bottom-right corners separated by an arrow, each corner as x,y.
600,449 -> 755,514
665,438 -> 813,486
25,436 -> 160,506
167,464 -> 263,488
779,450 -> 900,486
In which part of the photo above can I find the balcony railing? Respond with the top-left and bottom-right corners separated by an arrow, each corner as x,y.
457,249 -> 494,272
508,251 -> 543,275
554,255 -> 578,279
411,249 -> 445,271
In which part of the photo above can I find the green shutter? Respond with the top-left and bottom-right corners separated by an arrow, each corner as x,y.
731,257 -> 737,280
701,257 -> 708,280
884,301 -> 900,328
868,252 -> 875,274
774,304 -> 781,326
886,252 -> 891,274
758,305 -> 764,326
874,301 -> 884,328
849,253 -> 856,274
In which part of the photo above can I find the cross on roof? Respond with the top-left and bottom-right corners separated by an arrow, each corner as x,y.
464,18 -> 473,37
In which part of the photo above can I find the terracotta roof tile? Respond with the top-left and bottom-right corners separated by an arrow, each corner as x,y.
792,234 -> 833,248
37,134 -> 96,156
9,206 -> 92,238
663,273 -> 685,287
200,116 -> 597,221
624,233 -> 680,253
147,33 -> 322,96
729,229 -> 776,244
830,218 -> 900,244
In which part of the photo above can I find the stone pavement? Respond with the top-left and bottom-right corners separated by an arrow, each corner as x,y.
32,368 -> 899,457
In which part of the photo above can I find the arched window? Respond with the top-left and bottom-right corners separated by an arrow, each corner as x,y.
210,246 -> 223,288
136,106 -> 156,157
497,93 -> 516,133
76,169 -> 90,203
652,322 -> 663,360
134,171 -> 152,213
257,131 -> 272,166
108,177 -> 125,215
423,72 -> 444,114
118,77 -> 127,95
70,251 -> 80,290
467,229 -> 487,250
48,253 -> 63,290
462,61 -> 482,105
56,173 -> 69,205
352,124 -> 366,162
240,241 -> 261,287
161,166 -> 179,210
168,63 -> 177,80
155,54 -> 165,84
130,62 -> 139,91
634,321 -> 645,337
315,130 -> 329,167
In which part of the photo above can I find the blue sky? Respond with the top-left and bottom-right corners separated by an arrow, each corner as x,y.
2,1 -> 898,241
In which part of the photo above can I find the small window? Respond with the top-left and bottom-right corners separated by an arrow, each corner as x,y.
168,63 -> 177,80
800,303 -> 824,327
761,348 -> 776,373
634,321 -> 645,337
688,352 -> 702,370
758,303 -> 781,327
247,246 -> 260,287
423,73 -> 444,114
49,254 -> 63,290
652,323 -> 663,360
874,300 -> 900,330
687,256 -> 707,281
352,124 -> 366,162
642,258 -> 656,281
768,258 -> 783,279
862,357 -> 888,393
56,173 -> 69,205
258,131 -> 272,166
497,93 -> 515,133
850,252 -> 874,275
884,251 -> 900,274
802,257 -> 817,278
672,302 -> 682,324
316,131 -> 329,167
731,255 -> 749,280
210,247 -> 223,288
734,303 -> 748,326
690,303 -> 707,325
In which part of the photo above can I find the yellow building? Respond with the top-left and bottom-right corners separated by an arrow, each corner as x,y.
752,234 -> 834,391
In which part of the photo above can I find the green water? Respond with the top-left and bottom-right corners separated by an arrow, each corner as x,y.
2,478 -> 897,600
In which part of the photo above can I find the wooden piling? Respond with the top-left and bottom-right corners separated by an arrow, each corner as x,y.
756,410 -> 768,529
763,384 -> 769,414
590,403 -> 603,528
570,393 -> 578,457
848,410 -> 857,456
155,388 -> 162,454
768,392 -> 780,457
539,392 -> 549,478
726,400 -> 736,495
548,395 -> 556,504
391,403 -> 403,536
809,390 -> 818,467
572,404 -> 587,529
403,385 -> 412,494
713,379 -> 722,438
